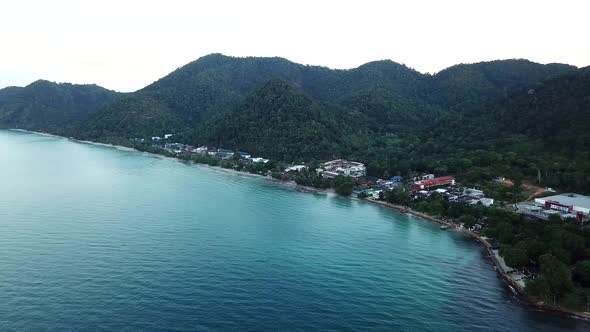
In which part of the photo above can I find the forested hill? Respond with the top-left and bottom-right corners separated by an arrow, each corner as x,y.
425,59 -> 576,113
493,66 -> 590,153
1,54 -> 586,190
72,54 -> 574,142
193,79 -> 355,161
0,80 -> 121,133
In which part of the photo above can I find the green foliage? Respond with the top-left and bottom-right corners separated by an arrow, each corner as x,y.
193,80 -> 349,161
574,260 -> 590,287
333,175 -> 353,196
538,254 -> 574,303
357,191 -> 369,199
0,80 -> 120,133
2,56 -> 589,195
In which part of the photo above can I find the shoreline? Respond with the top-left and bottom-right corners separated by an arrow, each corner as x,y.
7,128 -> 590,321
364,198 -> 590,322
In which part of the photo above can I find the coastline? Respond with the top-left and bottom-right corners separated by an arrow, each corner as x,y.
364,198 -> 590,321
7,128 -> 590,321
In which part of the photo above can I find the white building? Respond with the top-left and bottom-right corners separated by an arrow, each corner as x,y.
164,134 -> 173,139
479,197 -> 494,207
320,159 -> 366,178
251,157 -> 269,164
535,193 -> 590,217
196,146 -> 208,154
285,165 -> 307,172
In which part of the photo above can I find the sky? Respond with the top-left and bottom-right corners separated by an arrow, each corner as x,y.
1,0 -> 589,92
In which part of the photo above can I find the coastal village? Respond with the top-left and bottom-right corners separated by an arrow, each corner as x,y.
135,133 -> 590,317
142,134 -> 590,226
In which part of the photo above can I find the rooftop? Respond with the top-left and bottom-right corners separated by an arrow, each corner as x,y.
537,193 -> 590,209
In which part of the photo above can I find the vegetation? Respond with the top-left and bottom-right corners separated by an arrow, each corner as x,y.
0,80 -> 120,133
333,176 -> 353,196
383,188 -> 590,310
1,53 -> 590,312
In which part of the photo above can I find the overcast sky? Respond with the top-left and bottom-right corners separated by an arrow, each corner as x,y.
1,0 -> 588,92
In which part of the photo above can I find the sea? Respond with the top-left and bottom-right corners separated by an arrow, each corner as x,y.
1,130 -> 588,331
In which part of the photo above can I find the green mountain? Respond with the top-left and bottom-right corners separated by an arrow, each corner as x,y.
2,54 -> 586,191
79,54 -> 434,139
0,80 -> 121,133
79,54 -> 574,141
425,59 -> 576,113
494,66 -> 590,151
194,80 -> 354,161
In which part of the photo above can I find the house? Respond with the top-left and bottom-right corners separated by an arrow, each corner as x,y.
151,136 -> 161,141
412,176 -> 455,192
196,146 -> 208,154
238,151 -> 251,159
412,174 -> 435,181
464,188 -> 485,198
164,134 -> 173,139
479,197 -> 494,207
376,179 -> 400,189
215,148 -> 234,159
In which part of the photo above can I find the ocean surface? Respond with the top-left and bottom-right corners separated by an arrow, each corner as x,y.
0,130 -> 588,332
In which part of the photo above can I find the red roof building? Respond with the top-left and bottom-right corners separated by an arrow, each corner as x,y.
413,176 -> 455,191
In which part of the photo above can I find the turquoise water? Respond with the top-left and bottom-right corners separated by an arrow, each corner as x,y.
0,130 -> 588,331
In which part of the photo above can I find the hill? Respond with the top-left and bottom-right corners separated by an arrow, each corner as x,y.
2,54 -> 586,191
80,54 -> 434,140
425,59 -> 576,113
495,66 -> 590,151
0,80 -> 121,133
81,54 -> 573,142
194,80 -> 355,162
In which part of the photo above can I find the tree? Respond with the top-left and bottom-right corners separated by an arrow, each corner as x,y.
502,244 -> 529,268
525,275 -> 551,301
574,260 -> 590,287
458,215 -> 477,228
539,254 -> 574,304
333,176 -> 353,196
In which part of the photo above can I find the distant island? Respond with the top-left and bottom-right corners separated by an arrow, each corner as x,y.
1,54 -> 590,315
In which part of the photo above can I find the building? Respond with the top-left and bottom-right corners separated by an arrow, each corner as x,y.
412,176 -> 455,192
285,165 -> 307,172
319,159 -> 366,178
478,197 -> 494,207
464,188 -> 485,198
215,148 -> 234,159
412,174 -> 435,181
238,151 -> 251,159
534,193 -> 590,220
250,157 -> 269,164
196,146 -> 208,154
164,134 -> 173,139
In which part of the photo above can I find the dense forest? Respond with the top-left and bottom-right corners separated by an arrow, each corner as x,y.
0,54 -> 587,192
0,80 -> 121,133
